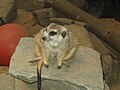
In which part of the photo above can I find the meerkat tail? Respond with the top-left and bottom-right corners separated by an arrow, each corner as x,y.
37,60 -> 44,90
64,47 -> 76,60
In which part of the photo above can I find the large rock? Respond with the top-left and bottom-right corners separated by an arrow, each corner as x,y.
101,55 -> 113,83
104,81 -> 110,90
0,0 -> 17,23
0,74 -> 37,90
32,8 -> 64,26
9,37 -> 104,90
0,74 -> 110,90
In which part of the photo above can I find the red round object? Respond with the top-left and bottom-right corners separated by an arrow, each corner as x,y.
0,23 -> 30,66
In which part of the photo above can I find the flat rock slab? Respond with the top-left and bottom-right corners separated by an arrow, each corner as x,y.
9,37 -> 104,90
0,74 -> 109,90
0,74 -> 37,90
0,0 -> 17,22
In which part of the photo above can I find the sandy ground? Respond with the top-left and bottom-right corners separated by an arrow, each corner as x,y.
0,66 -> 8,74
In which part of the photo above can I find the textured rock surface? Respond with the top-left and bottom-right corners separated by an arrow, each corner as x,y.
9,37 -> 104,90
0,74 -> 37,90
101,55 -> 113,83
33,8 -> 63,26
9,38 -> 37,83
0,74 -> 109,90
104,81 -> 110,90
14,0 -> 44,10
0,0 -> 17,23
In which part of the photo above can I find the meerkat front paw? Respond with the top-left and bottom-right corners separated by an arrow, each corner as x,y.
44,63 -> 49,68
57,65 -> 62,69
43,60 -> 49,68
57,62 -> 70,69
57,61 -> 62,69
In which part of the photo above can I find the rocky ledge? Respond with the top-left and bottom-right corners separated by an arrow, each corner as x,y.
9,37 -> 104,90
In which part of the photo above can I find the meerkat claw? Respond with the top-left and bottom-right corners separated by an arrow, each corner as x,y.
63,63 -> 70,68
57,65 -> 62,69
44,64 -> 49,68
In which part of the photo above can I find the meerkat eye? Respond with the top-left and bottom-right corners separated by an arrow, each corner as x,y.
62,31 -> 66,38
49,31 -> 57,36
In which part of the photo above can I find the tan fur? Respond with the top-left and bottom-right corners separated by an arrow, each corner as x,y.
34,23 -> 79,90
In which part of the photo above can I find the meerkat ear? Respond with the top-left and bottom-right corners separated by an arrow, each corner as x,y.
47,23 -> 57,30
40,27 -> 47,32
49,23 -> 58,27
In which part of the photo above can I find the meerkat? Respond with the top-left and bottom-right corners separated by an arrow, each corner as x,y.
33,23 -> 79,90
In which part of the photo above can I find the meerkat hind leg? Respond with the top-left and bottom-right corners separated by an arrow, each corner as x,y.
57,49 -> 67,69
41,48 -> 49,67
37,51 -> 49,90
64,47 -> 76,61
59,47 -> 76,68
57,47 -> 76,69
37,50 -> 49,90
29,44 -> 42,63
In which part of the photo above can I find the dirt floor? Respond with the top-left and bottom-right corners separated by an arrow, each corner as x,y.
0,66 -> 8,74
0,9 -> 120,90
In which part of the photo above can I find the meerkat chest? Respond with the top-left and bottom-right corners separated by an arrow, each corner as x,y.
48,47 -> 59,61
45,43 -> 60,58
44,41 -> 68,59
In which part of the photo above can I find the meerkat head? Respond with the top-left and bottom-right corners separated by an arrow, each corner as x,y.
42,23 -> 69,48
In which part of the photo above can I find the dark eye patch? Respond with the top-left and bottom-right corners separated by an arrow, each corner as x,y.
42,36 -> 46,41
49,31 -> 57,36
62,31 -> 66,38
